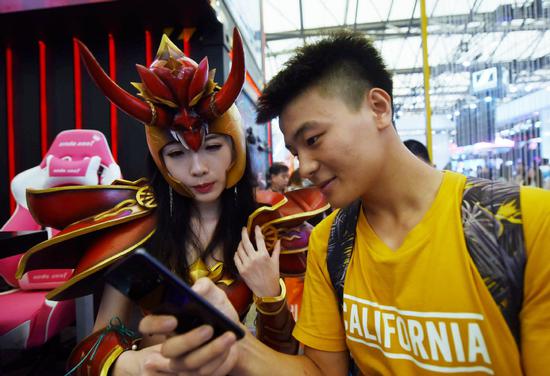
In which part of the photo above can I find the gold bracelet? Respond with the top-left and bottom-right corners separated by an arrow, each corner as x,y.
253,278 -> 286,304
254,278 -> 287,315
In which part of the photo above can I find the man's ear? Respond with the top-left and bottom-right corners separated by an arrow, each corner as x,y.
366,88 -> 393,130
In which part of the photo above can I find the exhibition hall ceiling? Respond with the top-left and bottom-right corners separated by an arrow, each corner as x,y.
263,0 -> 550,115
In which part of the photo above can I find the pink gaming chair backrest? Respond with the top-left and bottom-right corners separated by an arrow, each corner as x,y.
0,129 -> 122,289
38,129 -> 120,185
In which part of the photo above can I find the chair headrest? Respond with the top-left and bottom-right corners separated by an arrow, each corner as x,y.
39,129 -> 116,172
9,129 -> 122,207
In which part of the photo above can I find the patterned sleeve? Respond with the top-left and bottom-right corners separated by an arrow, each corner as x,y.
519,186 -> 550,375
292,211 -> 348,352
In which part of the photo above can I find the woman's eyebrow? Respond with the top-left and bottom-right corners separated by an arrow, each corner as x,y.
205,134 -> 224,141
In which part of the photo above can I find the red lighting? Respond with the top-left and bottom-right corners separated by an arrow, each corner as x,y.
6,47 -> 15,213
108,33 -> 118,160
145,30 -> 153,67
184,39 -> 191,57
39,40 -> 48,157
245,71 -> 261,97
73,38 -> 82,129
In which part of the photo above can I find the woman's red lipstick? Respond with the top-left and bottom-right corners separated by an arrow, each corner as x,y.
193,182 -> 215,194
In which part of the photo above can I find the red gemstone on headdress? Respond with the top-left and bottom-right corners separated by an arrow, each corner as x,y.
183,129 -> 203,151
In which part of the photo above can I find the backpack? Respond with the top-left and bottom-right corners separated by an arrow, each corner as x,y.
326,177 -> 526,372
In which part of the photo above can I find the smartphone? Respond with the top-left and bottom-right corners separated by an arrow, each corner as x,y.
104,248 -> 245,339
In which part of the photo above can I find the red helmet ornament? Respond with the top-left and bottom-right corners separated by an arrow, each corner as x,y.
77,28 -> 246,197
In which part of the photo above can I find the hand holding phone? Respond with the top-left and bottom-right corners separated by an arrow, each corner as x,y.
104,248 -> 245,339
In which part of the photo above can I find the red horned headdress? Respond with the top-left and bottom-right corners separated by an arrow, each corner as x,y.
77,28 -> 246,197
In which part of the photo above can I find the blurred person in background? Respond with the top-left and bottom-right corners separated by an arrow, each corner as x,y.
404,139 -> 432,165
288,168 -> 310,191
268,162 -> 290,193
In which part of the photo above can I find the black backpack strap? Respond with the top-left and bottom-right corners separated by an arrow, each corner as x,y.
461,177 -> 526,345
327,200 -> 362,308
326,200 -> 361,375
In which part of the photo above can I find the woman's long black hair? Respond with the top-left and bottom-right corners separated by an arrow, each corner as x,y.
146,153 -> 256,282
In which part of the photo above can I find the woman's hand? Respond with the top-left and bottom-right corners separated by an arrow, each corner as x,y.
234,225 -> 281,297
111,343 -> 176,376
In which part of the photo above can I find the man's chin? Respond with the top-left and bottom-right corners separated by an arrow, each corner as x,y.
326,194 -> 358,209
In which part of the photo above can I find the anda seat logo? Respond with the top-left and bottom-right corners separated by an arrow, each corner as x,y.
58,134 -> 102,147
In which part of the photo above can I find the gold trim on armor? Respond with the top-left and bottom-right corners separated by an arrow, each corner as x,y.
46,229 -> 156,300
280,246 -> 307,255
26,184 -> 140,195
92,199 -> 138,221
136,185 -> 157,209
208,94 -> 221,118
255,300 -> 287,316
100,346 -> 125,376
145,100 -> 158,127
16,206 -> 152,279
187,259 -> 235,286
246,196 -> 288,232
260,203 -> 330,230
25,178 -> 150,195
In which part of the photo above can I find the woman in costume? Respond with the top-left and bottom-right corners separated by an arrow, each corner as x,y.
17,29 -> 328,375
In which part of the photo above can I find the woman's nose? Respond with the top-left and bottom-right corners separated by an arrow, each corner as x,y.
190,153 -> 208,176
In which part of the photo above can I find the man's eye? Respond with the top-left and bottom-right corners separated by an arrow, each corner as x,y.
306,135 -> 319,146
206,144 -> 222,151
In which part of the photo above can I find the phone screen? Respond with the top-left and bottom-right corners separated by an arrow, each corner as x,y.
105,249 -> 244,338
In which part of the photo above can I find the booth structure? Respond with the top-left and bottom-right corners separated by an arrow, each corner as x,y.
0,1 -> 267,370
0,0 -> 268,226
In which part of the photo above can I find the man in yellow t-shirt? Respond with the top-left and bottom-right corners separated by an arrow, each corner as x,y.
137,31 -> 550,376
293,171 -> 550,375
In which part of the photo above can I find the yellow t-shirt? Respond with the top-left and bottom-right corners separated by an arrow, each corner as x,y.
293,171 -> 550,375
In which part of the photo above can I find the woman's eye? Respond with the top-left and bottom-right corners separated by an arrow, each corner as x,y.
206,144 -> 222,151
306,135 -> 319,146
167,150 -> 184,158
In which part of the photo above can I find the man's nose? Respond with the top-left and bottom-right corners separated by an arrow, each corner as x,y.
298,153 -> 319,180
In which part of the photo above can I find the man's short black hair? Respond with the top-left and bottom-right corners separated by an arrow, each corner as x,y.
256,30 -> 393,124
268,162 -> 289,177
404,139 -> 431,164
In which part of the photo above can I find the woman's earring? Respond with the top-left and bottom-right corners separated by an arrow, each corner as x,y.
169,186 -> 174,217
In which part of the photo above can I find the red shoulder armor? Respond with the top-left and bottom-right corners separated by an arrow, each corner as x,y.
16,179 -> 157,301
248,187 -> 330,276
